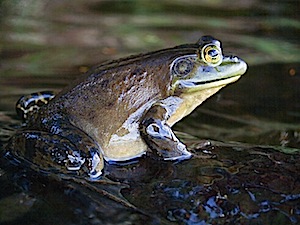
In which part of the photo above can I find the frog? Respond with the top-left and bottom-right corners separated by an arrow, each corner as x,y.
5,36 -> 247,179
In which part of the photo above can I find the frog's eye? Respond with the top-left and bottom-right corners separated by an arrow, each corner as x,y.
171,57 -> 194,77
201,44 -> 222,67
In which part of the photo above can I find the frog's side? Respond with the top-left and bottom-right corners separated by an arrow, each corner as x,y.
5,36 -> 247,179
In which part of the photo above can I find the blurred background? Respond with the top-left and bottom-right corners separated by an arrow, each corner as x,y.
0,0 -> 299,224
1,0 -> 299,147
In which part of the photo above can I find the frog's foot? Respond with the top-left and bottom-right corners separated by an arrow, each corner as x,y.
5,131 -> 104,179
141,120 -> 192,161
64,147 -> 103,179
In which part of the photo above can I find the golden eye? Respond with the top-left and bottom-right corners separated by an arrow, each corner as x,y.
201,44 -> 222,67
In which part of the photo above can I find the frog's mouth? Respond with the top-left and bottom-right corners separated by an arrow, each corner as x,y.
178,56 -> 247,91
193,74 -> 240,86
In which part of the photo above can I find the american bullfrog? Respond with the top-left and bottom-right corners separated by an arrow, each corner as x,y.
5,36 -> 247,179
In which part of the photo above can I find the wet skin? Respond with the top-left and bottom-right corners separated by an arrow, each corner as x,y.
5,36 -> 247,179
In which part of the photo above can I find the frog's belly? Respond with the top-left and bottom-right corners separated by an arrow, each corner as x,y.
103,119 -> 148,162
102,100 -> 156,162
104,137 -> 147,162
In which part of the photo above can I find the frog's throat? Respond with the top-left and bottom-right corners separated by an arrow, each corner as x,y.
167,75 -> 241,126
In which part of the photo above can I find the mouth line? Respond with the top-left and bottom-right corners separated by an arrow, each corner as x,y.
192,74 -> 240,86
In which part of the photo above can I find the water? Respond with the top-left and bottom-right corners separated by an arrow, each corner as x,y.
0,0 -> 299,224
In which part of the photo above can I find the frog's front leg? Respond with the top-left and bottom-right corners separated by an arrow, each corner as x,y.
140,101 -> 192,160
6,129 -> 104,179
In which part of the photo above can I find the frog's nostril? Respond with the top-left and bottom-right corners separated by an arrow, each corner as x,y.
230,56 -> 239,62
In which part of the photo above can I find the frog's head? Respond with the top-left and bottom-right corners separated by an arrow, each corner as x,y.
170,36 -> 247,95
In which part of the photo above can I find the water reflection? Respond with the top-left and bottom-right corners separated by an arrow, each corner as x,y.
121,142 -> 299,224
0,0 -> 299,224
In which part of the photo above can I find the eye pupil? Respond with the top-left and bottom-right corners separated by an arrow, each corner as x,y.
208,49 -> 218,58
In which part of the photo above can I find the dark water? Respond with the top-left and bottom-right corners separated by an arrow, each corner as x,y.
0,0 -> 299,224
